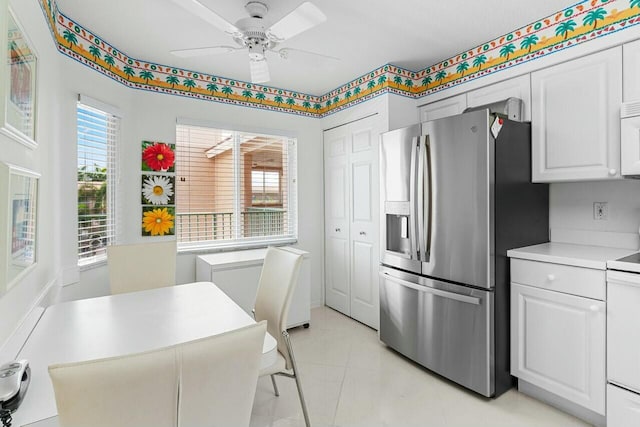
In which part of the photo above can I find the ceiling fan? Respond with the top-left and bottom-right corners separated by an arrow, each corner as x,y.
170,0 -> 330,84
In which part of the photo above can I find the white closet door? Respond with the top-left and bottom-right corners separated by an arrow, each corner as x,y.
323,127 -> 351,316
349,115 -> 381,329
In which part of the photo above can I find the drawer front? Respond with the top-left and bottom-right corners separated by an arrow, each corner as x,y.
511,258 -> 605,300
607,384 -> 640,427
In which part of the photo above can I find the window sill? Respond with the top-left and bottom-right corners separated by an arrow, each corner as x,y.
177,237 -> 297,255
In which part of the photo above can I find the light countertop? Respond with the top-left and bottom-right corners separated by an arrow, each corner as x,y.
507,242 -> 635,270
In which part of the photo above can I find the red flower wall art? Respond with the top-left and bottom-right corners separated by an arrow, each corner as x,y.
141,141 -> 175,172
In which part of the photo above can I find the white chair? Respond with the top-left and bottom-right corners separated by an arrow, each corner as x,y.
49,321 -> 267,427
254,247 -> 310,427
107,240 -> 176,294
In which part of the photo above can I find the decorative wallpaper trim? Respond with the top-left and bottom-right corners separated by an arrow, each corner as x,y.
38,0 -> 640,118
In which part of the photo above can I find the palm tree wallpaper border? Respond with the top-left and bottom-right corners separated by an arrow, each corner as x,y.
38,0 -> 640,118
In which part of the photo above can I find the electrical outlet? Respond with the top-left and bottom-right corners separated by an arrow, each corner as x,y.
594,202 -> 608,220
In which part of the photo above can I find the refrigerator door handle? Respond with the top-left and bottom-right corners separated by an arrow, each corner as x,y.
409,136 -> 419,260
418,135 -> 432,261
417,135 -> 425,261
379,272 -> 481,305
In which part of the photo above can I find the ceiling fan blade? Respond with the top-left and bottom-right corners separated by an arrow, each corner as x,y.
170,46 -> 243,58
170,0 -> 240,35
249,59 -> 270,84
275,47 -> 339,62
266,2 -> 326,42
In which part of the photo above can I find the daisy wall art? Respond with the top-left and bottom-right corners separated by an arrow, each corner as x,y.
141,174 -> 175,205
140,140 -> 176,236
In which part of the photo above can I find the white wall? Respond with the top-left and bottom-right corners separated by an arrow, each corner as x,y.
0,0 -> 63,353
550,181 -> 640,248
53,56 -> 325,307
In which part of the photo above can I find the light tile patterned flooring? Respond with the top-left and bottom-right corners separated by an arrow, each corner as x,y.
251,306 -> 590,427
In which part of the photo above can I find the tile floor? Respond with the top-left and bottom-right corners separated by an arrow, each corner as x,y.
251,306 -> 590,427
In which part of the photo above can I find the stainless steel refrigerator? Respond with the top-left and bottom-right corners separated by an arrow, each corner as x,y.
379,101 -> 548,397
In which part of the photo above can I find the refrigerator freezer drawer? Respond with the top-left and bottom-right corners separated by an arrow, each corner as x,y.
379,268 -> 494,396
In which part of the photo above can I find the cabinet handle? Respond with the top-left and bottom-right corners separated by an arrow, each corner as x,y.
547,274 -> 555,282
335,228 -> 341,232
609,168 -> 617,176
359,231 -> 366,236
589,305 -> 599,312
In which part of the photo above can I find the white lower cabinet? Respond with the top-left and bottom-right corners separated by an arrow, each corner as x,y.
196,247 -> 311,328
510,260 -> 606,415
607,384 -> 640,427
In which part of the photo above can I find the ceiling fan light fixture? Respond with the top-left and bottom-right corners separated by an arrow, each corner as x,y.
249,58 -> 270,83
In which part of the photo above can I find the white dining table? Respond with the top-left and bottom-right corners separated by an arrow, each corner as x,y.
11,281 -> 277,427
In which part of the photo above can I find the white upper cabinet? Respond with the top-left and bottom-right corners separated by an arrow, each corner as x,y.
623,39 -> 640,102
418,94 -> 467,122
531,47 -> 622,182
467,75 -> 531,121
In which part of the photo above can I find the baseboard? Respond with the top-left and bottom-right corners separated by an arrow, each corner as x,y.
518,379 -> 605,427
0,276 -> 58,361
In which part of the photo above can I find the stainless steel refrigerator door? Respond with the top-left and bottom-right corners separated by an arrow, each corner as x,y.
380,124 -> 422,274
420,109 -> 494,288
379,267 -> 494,396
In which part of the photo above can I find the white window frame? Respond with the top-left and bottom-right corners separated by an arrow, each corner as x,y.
76,95 -> 121,268
175,118 -> 298,252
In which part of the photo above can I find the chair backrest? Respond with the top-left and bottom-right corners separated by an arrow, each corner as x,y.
178,321 -> 266,427
254,247 -> 303,370
49,345 -> 178,427
49,321 -> 266,427
107,240 -> 176,294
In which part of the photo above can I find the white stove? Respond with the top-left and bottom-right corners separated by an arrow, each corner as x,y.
606,253 -> 640,427
607,252 -> 640,273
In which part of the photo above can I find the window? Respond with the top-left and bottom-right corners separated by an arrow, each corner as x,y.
77,99 -> 119,266
175,123 -> 297,249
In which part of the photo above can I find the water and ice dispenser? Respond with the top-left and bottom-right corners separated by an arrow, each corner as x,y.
385,201 -> 411,257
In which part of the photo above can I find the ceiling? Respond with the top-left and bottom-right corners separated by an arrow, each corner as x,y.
55,0 -> 578,96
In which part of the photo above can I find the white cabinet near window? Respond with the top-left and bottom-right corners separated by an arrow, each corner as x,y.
531,47 -> 622,182
195,247 -> 310,328
323,114 -> 382,329
466,74 -> 531,121
417,93 -> 467,122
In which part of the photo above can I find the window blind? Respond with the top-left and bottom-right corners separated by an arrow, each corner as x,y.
77,102 -> 119,265
175,123 -> 297,249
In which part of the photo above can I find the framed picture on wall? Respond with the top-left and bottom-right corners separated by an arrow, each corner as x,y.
0,162 -> 39,294
0,3 -> 38,149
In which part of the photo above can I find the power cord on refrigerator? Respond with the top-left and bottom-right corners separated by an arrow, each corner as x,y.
0,408 -> 12,427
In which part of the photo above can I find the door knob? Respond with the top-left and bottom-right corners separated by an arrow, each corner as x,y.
547,274 -> 555,282
609,168 -> 617,176
589,305 -> 599,312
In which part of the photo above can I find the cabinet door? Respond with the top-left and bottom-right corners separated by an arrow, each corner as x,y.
349,116 -> 380,329
531,47 -> 622,182
623,39 -> 640,102
323,127 -> 351,316
511,283 -> 605,414
418,94 -> 467,122
621,114 -> 640,176
467,74 -> 531,121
